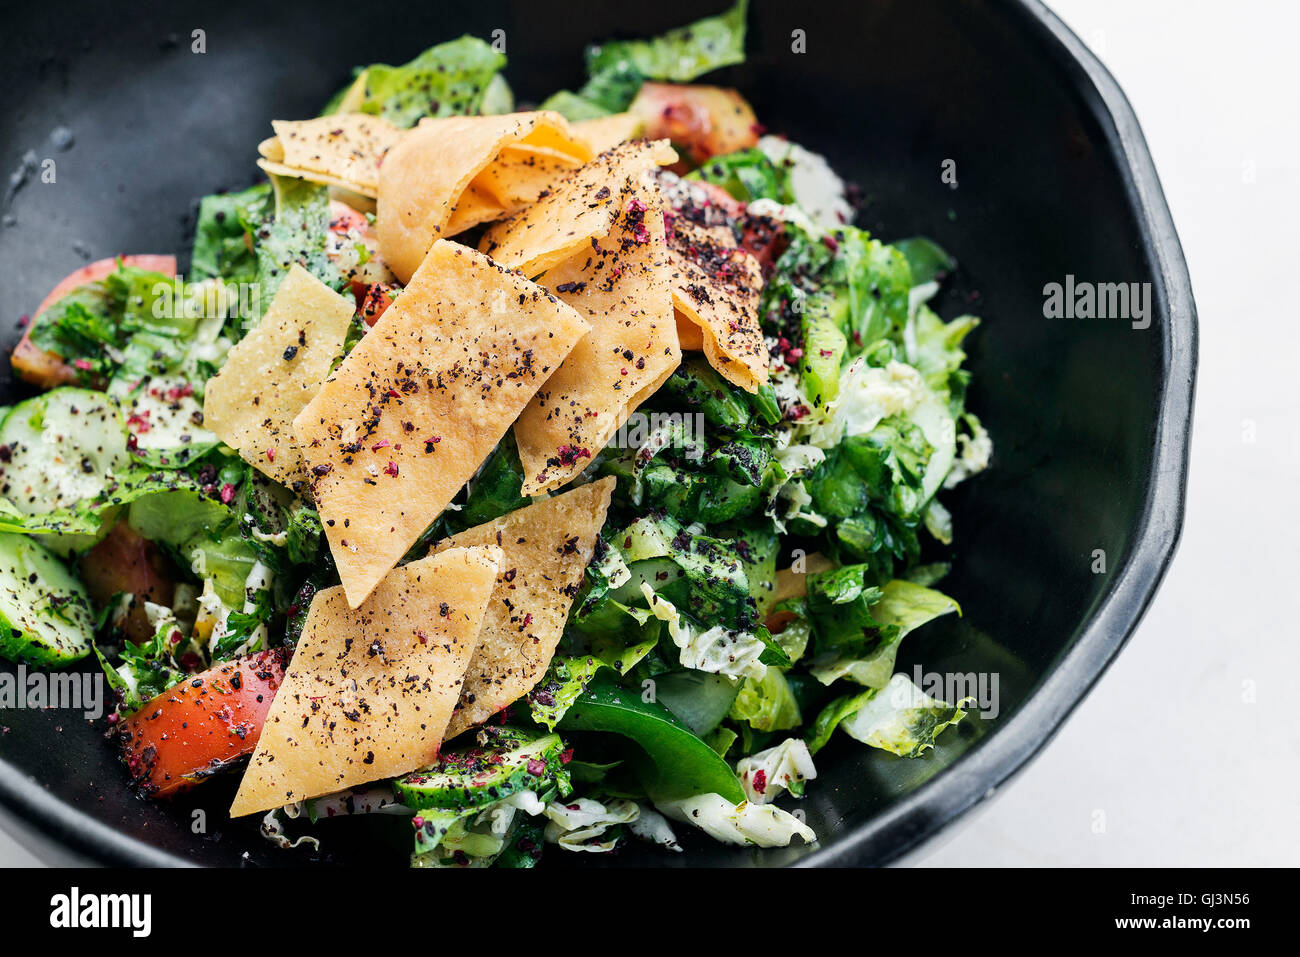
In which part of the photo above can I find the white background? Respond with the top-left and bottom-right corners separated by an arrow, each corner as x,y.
2,0 -> 1297,867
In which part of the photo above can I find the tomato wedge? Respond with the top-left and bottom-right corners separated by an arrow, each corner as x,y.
358,281 -> 397,326
13,254 -> 177,390
630,82 -> 759,166
116,647 -> 290,798
79,523 -> 178,644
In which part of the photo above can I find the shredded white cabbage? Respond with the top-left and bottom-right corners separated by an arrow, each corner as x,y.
543,797 -> 640,853
640,583 -> 767,680
805,358 -> 929,449
944,416 -> 993,489
756,136 -> 853,229
658,793 -> 816,847
628,804 -> 682,852
735,738 -> 818,805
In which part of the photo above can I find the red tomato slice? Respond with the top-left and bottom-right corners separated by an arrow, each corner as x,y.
79,523 -> 178,644
117,647 -> 291,798
13,254 -> 178,389
630,83 -> 759,166
359,282 -> 397,326
327,199 -> 369,236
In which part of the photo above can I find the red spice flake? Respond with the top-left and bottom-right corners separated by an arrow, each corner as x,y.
556,444 -> 590,467
164,382 -> 194,401
821,235 -> 840,253
169,629 -> 182,646
265,447 -> 276,462
559,747 -> 574,765
384,460 -> 399,477
752,769 -> 768,794
386,388 -> 401,398
521,613 -> 533,628
126,410 -> 151,433
219,483 -> 236,503
73,358 -> 93,371
526,758 -> 547,776
371,439 -> 390,452
411,815 -> 425,829
625,197 -> 647,215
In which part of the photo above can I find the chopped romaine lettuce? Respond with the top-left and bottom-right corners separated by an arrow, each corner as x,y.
327,36 -> 509,128
808,673 -> 968,756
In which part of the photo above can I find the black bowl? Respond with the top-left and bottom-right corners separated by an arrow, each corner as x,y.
0,0 -> 1195,867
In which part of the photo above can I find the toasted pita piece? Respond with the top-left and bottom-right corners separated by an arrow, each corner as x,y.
479,139 -> 678,279
574,112 -> 646,153
472,145 -> 573,209
436,477 -> 615,739
229,545 -> 500,817
674,309 -> 706,350
202,264 -> 355,489
514,176 -> 681,495
377,111 -> 590,283
668,217 -> 769,392
442,181 -> 508,236
257,114 -> 403,198
293,240 -> 590,608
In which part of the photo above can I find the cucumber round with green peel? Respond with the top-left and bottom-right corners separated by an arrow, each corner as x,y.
394,728 -> 570,811
0,387 -> 130,515
0,532 -> 96,666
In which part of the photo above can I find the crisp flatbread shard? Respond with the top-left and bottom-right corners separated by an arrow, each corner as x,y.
573,113 -> 646,154
667,217 -> 769,392
436,476 -> 616,739
293,239 -> 590,609
257,114 -> 403,198
514,175 -> 681,495
229,545 -> 501,817
479,138 -> 678,279
202,263 -> 355,489
377,111 -> 591,283
675,310 -> 706,350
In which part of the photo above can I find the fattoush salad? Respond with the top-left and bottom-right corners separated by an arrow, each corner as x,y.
0,1 -> 992,865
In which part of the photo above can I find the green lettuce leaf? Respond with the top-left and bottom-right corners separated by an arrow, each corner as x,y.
585,0 -> 749,84
339,36 -> 508,128
688,147 -> 794,204
808,673 -> 968,756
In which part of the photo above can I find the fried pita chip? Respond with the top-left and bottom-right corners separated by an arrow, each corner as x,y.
229,545 -> 501,817
675,309 -> 705,350
294,239 -> 590,608
479,139 -> 678,279
202,264 -> 355,489
436,477 -> 615,739
668,217 -> 769,392
514,175 -> 681,494
574,112 -> 646,154
257,114 -> 403,198
377,112 -> 590,282
474,145 -> 574,209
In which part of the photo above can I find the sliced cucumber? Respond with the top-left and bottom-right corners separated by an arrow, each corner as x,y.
0,532 -> 96,666
394,728 -> 569,811
0,387 -> 129,515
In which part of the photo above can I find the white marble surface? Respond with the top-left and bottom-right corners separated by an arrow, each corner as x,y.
2,0 -> 1296,868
